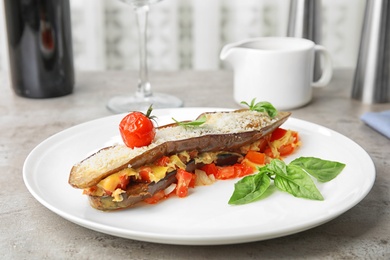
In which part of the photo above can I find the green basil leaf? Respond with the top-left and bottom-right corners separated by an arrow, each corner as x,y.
253,102 -> 278,118
228,156 -> 345,205
228,172 -> 271,205
241,99 -> 278,118
274,164 -> 324,200
265,159 -> 287,175
290,157 -> 346,182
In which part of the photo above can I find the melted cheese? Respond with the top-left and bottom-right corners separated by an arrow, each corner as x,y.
148,166 -> 169,182
112,188 -> 125,202
97,168 -> 138,193
168,155 -> 186,169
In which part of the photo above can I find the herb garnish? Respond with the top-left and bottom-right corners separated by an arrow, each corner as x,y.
228,157 -> 346,205
241,99 -> 278,118
145,104 -> 158,123
172,115 -> 207,128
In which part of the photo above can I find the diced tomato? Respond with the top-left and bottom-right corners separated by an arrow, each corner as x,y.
215,166 -> 235,179
144,190 -> 166,204
139,166 -> 152,182
263,129 -> 300,159
245,150 -> 266,165
236,164 -> 255,177
270,128 -> 287,142
257,138 -> 269,152
292,131 -> 300,144
278,144 -> 295,156
83,186 -> 97,195
104,189 -> 113,196
189,174 -> 197,188
155,156 -> 170,166
200,163 -> 218,176
175,169 -> 193,198
215,164 -> 254,180
264,147 -> 275,158
116,175 -> 130,190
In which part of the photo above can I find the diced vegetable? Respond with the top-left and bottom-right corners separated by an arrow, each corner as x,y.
270,127 -> 287,142
175,169 -> 193,198
155,156 -> 170,166
266,128 -> 300,158
195,169 -> 216,186
215,164 -> 254,180
200,163 -> 218,176
245,150 -> 266,165
144,190 -> 166,204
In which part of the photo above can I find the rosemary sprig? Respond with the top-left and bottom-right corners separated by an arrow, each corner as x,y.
172,115 -> 207,128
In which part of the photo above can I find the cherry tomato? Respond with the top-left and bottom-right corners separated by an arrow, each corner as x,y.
119,106 -> 155,148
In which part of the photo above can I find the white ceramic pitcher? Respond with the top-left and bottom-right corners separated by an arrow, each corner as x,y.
220,37 -> 333,110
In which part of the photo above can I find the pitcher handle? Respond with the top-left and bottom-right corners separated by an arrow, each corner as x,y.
312,45 -> 333,87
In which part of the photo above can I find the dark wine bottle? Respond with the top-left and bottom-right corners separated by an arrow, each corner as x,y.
4,0 -> 74,98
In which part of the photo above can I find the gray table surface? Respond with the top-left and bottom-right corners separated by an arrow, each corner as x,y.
1,69 -> 389,259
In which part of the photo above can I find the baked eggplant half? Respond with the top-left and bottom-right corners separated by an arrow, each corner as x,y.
69,109 -> 292,211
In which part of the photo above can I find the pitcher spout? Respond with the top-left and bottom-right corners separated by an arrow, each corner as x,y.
220,38 -> 257,67
220,42 -> 243,63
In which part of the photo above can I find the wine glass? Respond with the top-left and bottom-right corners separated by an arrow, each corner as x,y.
107,0 -> 183,113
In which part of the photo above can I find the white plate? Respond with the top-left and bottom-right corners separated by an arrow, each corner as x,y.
23,108 -> 375,245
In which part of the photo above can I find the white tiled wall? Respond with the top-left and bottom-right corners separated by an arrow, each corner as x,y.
0,0 -> 365,71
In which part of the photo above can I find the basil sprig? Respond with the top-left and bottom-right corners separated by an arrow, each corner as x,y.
228,157 -> 346,205
241,98 -> 278,118
172,115 -> 207,128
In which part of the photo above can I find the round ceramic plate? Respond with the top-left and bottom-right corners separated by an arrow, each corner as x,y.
23,108 -> 375,245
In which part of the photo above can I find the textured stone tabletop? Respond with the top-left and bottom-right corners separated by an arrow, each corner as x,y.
0,69 -> 389,259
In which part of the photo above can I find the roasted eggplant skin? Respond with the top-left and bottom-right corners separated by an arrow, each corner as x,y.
88,154 -> 244,211
89,171 -> 178,211
69,111 -> 290,189
70,110 -> 291,211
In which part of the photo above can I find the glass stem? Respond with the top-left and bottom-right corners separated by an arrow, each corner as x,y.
135,5 -> 152,98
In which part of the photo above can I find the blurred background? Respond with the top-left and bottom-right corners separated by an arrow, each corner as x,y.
0,0 -> 365,72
